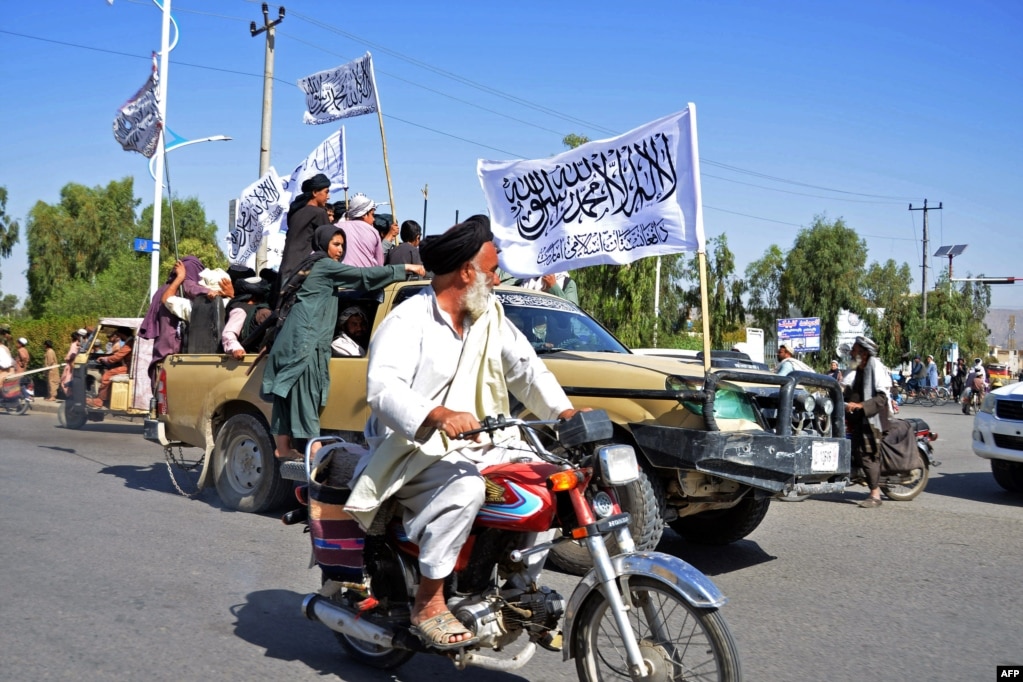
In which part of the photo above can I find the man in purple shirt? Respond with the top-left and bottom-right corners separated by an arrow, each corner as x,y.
337,193 -> 385,267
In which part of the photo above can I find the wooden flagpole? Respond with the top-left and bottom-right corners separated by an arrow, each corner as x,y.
699,250 -> 711,373
367,53 -> 397,237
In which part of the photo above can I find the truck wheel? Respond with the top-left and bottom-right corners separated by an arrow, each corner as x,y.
669,495 -> 770,545
59,402 -> 88,429
213,414 -> 293,513
991,460 -> 1023,493
548,466 -> 665,576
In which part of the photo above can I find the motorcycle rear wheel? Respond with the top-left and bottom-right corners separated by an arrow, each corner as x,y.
329,581 -> 415,669
574,575 -> 741,682
881,465 -> 929,501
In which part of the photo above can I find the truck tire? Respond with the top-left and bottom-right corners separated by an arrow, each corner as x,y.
59,401 -> 88,429
213,413 -> 293,513
991,459 -> 1023,493
548,466 -> 665,576
669,495 -> 770,545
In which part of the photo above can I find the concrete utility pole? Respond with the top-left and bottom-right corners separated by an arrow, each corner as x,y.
251,3 -> 284,272
909,199 -> 942,323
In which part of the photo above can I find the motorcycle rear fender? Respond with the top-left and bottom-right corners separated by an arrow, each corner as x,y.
561,550 -> 726,661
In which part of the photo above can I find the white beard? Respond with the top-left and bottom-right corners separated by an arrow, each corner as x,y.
463,268 -> 492,321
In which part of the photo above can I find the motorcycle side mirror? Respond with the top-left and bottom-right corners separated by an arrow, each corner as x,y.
559,409 -> 614,447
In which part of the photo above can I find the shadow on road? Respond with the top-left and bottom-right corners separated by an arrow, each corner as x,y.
97,460 -> 217,505
232,589 -> 536,681
924,470 -> 1023,506
56,421 -> 144,435
653,531 -> 777,576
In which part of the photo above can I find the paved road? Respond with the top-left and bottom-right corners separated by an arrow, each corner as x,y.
1,403 -> 1020,681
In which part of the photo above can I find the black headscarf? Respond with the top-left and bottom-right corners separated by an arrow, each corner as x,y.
286,224 -> 346,280
419,215 -> 493,275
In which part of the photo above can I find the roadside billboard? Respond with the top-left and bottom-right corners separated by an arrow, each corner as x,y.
777,317 -> 821,353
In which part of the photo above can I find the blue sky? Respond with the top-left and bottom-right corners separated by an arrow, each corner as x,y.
1,0 -> 1021,309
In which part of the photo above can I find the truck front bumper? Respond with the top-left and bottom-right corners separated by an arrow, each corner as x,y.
631,423 -> 851,495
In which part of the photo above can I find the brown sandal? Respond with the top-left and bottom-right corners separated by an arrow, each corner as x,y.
409,611 -> 478,651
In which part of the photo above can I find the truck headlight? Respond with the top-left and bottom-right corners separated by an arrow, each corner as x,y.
817,396 -> 834,415
795,393 -> 816,413
598,444 -> 639,485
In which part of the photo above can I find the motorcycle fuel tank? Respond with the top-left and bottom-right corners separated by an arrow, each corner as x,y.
476,462 -> 562,532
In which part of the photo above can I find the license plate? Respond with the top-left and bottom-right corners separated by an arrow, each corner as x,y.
811,441 -> 839,472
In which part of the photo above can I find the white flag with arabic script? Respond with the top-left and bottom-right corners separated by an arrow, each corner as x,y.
299,53 -> 378,125
477,105 -> 705,277
226,168 -> 288,268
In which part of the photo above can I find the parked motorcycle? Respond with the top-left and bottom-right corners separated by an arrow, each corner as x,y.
1,378 -> 32,415
849,417 -> 940,501
283,410 -> 742,681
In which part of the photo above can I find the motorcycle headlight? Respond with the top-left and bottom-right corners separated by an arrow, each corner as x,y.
598,444 -> 639,485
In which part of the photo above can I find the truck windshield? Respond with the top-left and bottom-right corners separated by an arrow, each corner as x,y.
390,285 -> 629,354
497,291 -> 629,354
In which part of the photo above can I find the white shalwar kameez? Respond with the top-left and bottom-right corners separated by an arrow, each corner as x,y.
358,288 -> 572,580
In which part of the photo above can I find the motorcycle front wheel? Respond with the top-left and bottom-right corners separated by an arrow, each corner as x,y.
881,465 -> 929,501
574,576 -> 741,682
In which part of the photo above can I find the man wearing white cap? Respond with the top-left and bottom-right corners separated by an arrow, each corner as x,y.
338,192 -> 385,268
14,337 -> 29,378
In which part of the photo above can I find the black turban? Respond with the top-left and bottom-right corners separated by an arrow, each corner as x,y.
301,173 -> 331,193
420,216 -> 493,275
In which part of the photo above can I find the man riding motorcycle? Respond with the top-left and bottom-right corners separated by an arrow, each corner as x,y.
346,216 -> 581,650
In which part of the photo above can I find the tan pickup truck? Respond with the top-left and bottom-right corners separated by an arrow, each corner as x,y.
145,281 -> 850,572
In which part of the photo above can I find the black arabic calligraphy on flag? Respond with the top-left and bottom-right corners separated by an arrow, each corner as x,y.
477,106 -> 705,278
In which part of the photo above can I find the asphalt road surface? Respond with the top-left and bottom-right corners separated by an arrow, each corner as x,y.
1,402 -> 1020,681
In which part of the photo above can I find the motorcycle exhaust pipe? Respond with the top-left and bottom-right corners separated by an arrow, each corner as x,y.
302,593 -> 399,648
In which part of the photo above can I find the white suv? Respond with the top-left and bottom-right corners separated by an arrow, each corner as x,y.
972,381 -> 1023,492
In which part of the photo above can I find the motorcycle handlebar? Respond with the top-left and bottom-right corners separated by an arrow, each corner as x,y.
455,414 -> 562,440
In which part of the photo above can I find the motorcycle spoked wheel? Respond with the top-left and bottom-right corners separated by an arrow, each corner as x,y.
4,398 -> 30,416
881,465 -> 929,501
573,576 -> 741,682
324,572 -> 414,669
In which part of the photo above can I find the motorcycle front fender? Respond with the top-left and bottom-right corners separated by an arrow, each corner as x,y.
561,550 -> 726,661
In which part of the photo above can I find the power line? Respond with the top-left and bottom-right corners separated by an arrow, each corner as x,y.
0,25 -> 931,244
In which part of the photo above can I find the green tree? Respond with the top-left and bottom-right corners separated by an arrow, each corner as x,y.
679,234 -> 745,348
43,250 -> 150,318
0,294 -> 19,317
785,215 -> 868,366
561,133 -> 590,150
25,178 -> 138,316
902,271 -> 990,365
744,244 -> 789,340
138,196 -> 226,275
0,186 -> 21,298
861,258 -> 913,364
0,186 -> 19,259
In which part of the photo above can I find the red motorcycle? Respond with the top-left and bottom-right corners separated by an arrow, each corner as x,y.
283,410 -> 741,681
